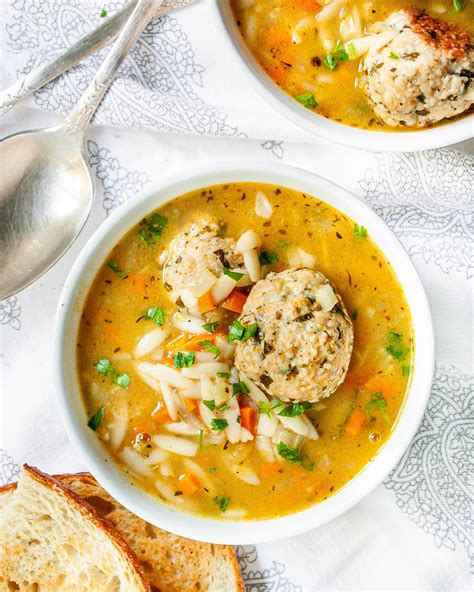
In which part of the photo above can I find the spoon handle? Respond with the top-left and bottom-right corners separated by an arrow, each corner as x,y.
61,0 -> 162,137
0,2 -> 136,118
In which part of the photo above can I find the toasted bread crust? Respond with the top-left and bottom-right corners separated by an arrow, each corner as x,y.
18,466 -> 150,591
1,469 -> 244,592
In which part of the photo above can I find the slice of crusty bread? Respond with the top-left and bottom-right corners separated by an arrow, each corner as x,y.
0,465 -> 150,592
0,471 -> 244,592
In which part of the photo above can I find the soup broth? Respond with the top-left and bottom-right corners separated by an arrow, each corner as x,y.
230,0 -> 474,130
78,183 -> 413,520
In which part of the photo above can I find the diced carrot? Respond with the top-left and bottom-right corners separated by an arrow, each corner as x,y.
151,404 -> 170,424
343,365 -> 371,393
222,290 -> 247,313
104,322 -> 120,342
126,273 -> 151,295
345,408 -> 366,438
265,64 -> 287,86
166,334 -> 189,353
184,398 -> 197,412
198,291 -> 216,314
364,375 -> 397,400
178,473 -> 201,496
261,463 -> 280,479
181,333 -> 219,352
297,0 -> 321,11
263,28 -> 288,48
239,406 -> 256,434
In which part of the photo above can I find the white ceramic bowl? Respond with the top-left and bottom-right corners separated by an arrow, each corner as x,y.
55,162 -> 435,544
212,0 -> 473,152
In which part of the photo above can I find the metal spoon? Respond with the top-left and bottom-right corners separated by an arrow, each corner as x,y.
0,0 -> 163,299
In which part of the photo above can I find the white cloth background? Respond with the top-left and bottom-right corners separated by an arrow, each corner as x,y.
1,1 -> 473,590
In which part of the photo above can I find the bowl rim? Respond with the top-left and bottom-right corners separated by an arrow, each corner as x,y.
54,161 -> 435,545
211,0 -> 474,153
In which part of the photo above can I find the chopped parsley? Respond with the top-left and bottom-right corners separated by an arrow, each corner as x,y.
365,391 -> 388,421
227,320 -> 258,342
386,331 -> 409,361
113,373 -> 131,388
259,251 -> 279,266
278,402 -> 313,417
139,212 -> 167,245
401,364 -> 410,377
213,495 -> 230,513
232,381 -> 250,396
216,371 -> 231,379
276,442 -> 314,470
87,406 -> 104,431
295,92 -> 318,109
197,340 -> 220,359
173,351 -> 195,369
202,321 -> 219,333
209,467 -> 216,473
100,8 -> 107,17
94,359 -> 131,389
389,51 -> 399,60
94,359 -> 114,377
354,223 -> 367,240
203,399 -> 216,411
107,261 -> 127,278
347,42 -> 356,59
258,400 -> 282,417
211,418 -> 228,431
223,268 -> 244,281
323,40 -> 349,71
145,306 -> 165,326
453,0 -> 464,11
218,403 -> 230,411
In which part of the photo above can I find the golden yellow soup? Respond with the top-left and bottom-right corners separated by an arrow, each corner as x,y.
78,183 -> 413,520
230,0 -> 474,130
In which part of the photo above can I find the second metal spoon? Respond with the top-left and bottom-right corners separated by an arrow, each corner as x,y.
0,0 -> 164,299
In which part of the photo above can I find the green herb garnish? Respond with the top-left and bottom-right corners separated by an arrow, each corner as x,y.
100,8 -> 107,17
351,309 -> 358,321
211,418 -> 228,431
87,406 -> 105,431
213,495 -> 230,513
323,40 -> 349,71
139,212 -> 167,245
354,223 -> 367,240
216,371 -> 231,379
174,351 -> 195,369
259,251 -> 279,266
228,320 -> 258,342
401,364 -> 410,377
295,92 -> 318,109
202,322 -> 219,333
107,261 -> 127,278
386,331 -> 409,361
276,442 -> 302,463
258,400 -> 282,417
94,359 -> 114,376
453,0 -> 464,11
203,399 -> 216,411
145,306 -> 165,326
197,340 -> 220,359
300,455 -> 315,471
389,52 -> 399,60
209,467 -> 216,473
278,402 -> 313,417
223,268 -> 244,281
218,403 -> 230,411
113,373 -> 131,388
232,381 -> 250,396
365,391 -> 388,421
347,42 -> 356,59
94,359 -> 130,389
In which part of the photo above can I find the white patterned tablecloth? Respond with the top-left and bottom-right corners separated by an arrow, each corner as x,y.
1,1 -> 473,590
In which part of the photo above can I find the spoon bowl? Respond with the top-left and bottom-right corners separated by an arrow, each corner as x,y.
0,127 -> 93,297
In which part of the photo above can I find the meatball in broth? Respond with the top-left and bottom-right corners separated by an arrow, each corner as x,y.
235,268 -> 353,403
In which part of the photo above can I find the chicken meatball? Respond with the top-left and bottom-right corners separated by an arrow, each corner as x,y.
363,9 -> 473,127
234,268 -> 353,403
162,219 -> 243,303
